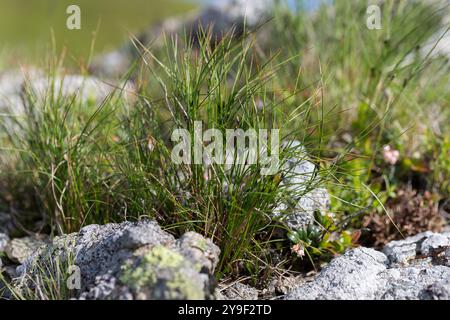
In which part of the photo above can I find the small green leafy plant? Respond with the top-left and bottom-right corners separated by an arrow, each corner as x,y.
288,210 -> 359,266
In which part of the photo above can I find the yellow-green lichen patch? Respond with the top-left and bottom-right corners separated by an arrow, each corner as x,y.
143,245 -> 185,269
120,245 -> 205,299
194,237 -> 208,251
165,271 -> 205,300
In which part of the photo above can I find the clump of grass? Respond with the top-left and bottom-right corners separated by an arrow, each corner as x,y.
0,249 -> 79,300
0,60 -> 129,234
110,29 -> 336,274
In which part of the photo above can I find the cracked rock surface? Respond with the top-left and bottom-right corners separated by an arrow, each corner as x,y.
286,232 -> 450,300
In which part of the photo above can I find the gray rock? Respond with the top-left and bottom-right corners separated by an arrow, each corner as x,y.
288,188 -> 331,230
78,274 -> 127,300
176,231 -> 220,275
16,220 -> 220,300
89,50 -> 131,79
0,68 -> 43,119
383,231 -> 449,266
215,0 -> 274,26
421,12 -> 450,59
70,221 -> 174,289
27,74 -> 136,106
286,232 -> 450,300
380,265 -> 450,300
420,234 -> 450,255
445,249 -> 450,267
0,69 -> 135,125
280,141 -> 315,188
382,231 -> 431,265
286,247 -> 388,300
262,275 -> 315,298
5,236 -> 49,264
221,282 -> 259,300
0,233 -> 9,253
419,278 -> 450,300
273,140 -> 331,230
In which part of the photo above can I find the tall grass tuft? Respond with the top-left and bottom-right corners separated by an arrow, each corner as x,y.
111,28 -> 333,273
0,62 -> 128,234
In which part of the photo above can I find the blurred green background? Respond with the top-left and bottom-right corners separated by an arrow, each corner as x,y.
0,0 -> 195,64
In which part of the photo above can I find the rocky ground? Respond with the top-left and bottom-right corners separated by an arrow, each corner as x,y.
287,232 -> 450,300
1,220 -> 449,300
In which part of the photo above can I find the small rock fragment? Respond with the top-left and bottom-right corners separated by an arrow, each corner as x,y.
5,236 -> 49,264
420,234 -> 450,255
383,231 -> 433,265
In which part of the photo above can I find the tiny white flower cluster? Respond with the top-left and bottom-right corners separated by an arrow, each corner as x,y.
382,145 -> 400,166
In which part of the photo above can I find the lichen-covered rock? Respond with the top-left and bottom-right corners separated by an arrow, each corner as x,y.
119,245 -> 208,300
175,231 -> 220,275
286,232 -> 450,300
17,220 -> 220,300
5,236 -> 49,264
0,233 -> 18,284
